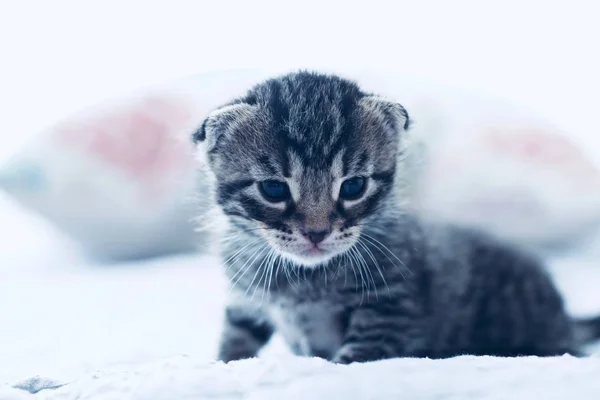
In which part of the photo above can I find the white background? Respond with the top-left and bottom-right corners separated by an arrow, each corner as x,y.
1,0 -> 599,162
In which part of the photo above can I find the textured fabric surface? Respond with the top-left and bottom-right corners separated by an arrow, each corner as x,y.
1,195 -> 600,400
4,354 -> 600,399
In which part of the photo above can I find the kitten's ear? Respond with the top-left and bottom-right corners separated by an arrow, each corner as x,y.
192,103 -> 257,151
358,96 -> 411,133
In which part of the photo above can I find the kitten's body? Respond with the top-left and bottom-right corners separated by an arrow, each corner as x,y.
220,215 -> 575,362
194,71 -> 600,363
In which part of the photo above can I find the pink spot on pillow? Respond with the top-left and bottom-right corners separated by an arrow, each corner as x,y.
483,128 -> 580,165
55,96 -> 197,203
482,127 -> 600,191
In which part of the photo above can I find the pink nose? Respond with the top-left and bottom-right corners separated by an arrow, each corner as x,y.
303,230 -> 329,244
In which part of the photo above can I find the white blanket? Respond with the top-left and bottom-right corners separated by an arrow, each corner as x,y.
2,194 -> 600,399
4,354 -> 600,399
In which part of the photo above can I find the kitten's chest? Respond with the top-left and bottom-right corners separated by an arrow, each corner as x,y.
267,297 -> 346,359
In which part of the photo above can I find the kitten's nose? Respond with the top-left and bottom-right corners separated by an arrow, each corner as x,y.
304,230 -> 329,245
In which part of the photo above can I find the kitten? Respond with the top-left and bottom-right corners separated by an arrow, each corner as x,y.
193,71 -> 600,363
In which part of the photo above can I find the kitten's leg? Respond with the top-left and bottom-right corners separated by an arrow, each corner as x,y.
333,303 -> 423,364
218,304 -> 274,362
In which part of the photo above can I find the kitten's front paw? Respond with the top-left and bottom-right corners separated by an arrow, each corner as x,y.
332,344 -> 387,364
217,334 -> 262,363
218,348 -> 256,363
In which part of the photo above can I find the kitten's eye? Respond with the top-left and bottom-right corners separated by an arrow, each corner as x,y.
259,180 -> 291,203
339,177 -> 367,200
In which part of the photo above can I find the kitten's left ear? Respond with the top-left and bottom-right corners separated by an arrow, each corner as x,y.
358,96 -> 411,133
192,118 -> 209,143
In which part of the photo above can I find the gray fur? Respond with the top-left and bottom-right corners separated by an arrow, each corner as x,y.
193,71 -> 599,363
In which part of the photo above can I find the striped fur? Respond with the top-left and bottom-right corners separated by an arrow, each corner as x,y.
193,71 -> 599,363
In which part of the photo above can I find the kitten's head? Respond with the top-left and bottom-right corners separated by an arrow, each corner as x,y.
193,71 -> 410,267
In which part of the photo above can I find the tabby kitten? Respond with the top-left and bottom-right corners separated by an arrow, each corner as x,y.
193,71 -> 600,363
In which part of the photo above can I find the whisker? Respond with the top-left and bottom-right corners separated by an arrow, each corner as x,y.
223,240 -> 264,271
343,251 -> 358,291
263,251 -> 278,304
250,249 -> 273,302
230,244 -> 269,292
357,238 -> 391,298
260,249 -> 277,304
348,246 -> 366,304
283,259 -> 296,290
301,268 -> 307,286
222,240 -> 259,271
332,258 -> 344,282
360,236 -> 408,281
273,254 -> 283,290
360,232 -> 413,277
355,245 -> 378,301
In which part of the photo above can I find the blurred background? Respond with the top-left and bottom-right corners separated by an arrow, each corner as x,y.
1,0 -> 599,162
1,0 -> 600,385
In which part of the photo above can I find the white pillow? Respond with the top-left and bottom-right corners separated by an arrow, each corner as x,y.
414,120 -> 600,254
2,68 -> 599,260
328,71 -> 600,255
0,97 -> 197,260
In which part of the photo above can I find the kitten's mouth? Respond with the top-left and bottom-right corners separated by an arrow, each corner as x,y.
279,244 -> 335,267
304,246 -> 326,256
267,229 -> 360,267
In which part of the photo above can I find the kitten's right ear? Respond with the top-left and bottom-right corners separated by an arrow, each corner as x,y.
192,103 -> 257,151
358,96 -> 411,134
